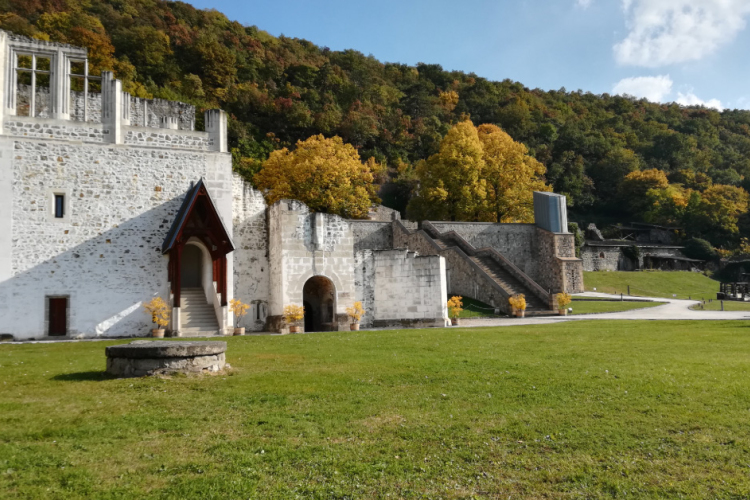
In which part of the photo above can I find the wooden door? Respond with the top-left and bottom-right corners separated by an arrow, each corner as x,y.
49,298 -> 67,336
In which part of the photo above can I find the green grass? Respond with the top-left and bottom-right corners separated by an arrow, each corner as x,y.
691,300 -> 750,311
456,296 -> 504,318
569,299 -> 665,315
3,322 -> 750,498
584,270 -> 720,300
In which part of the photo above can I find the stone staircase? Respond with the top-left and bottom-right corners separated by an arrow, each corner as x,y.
179,288 -> 220,336
420,223 -> 556,316
467,254 -> 550,313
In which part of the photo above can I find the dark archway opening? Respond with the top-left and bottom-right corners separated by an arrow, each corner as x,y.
180,244 -> 203,289
303,276 -> 336,332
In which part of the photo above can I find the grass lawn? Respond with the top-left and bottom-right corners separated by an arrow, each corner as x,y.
584,270 -> 719,300
691,300 -> 750,311
456,296 -> 504,318
569,299 -> 665,315
2,322 -> 750,498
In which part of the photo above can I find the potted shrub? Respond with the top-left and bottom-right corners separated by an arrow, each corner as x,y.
143,297 -> 170,338
230,298 -> 250,335
508,294 -> 526,318
556,292 -> 572,316
447,296 -> 463,325
345,301 -> 365,330
283,304 -> 305,333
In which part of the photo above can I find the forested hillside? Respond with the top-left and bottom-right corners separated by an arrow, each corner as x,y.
5,0 -> 750,247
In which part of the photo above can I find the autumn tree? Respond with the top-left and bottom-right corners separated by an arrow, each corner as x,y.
409,120 -> 549,222
695,185 -> 750,243
618,168 -> 670,216
477,124 -> 549,222
254,135 -> 378,219
408,120 -> 487,221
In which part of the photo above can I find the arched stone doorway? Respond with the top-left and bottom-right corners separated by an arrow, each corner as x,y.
180,244 -> 203,289
303,276 -> 336,332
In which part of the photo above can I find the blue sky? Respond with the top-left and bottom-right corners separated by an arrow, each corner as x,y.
187,0 -> 750,110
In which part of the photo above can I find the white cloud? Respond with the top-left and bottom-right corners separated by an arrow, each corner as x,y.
675,91 -> 724,110
612,75 -> 673,102
576,0 -> 593,8
613,75 -> 724,110
614,0 -> 750,67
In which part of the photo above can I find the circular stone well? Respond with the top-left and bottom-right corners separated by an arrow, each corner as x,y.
106,341 -> 227,377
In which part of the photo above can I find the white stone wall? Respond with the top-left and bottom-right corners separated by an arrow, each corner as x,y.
372,249 -> 448,327
0,129 -> 233,339
267,200 -> 357,330
5,117 -> 107,143
231,175 -> 269,331
124,128 -> 212,151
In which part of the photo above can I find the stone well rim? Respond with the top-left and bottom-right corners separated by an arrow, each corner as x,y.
105,340 -> 227,359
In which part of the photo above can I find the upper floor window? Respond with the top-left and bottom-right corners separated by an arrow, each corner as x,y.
54,194 -> 65,219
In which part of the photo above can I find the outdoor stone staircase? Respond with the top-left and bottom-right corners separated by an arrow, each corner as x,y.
415,222 -> 556,316
179,288 -> 220,336
467,254 -> 550,313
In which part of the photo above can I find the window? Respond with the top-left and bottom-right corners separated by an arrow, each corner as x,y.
54,194 -> 65,218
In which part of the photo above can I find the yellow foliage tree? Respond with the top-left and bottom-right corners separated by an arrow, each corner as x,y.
619,169 -> 670,215
229,298 -> 250,327
409,120 -> 487,221
283,304 -> 305,325
409,120 -> 550,222
697,184 -> 750,236
254,135 -> 377,219
476,124 -> 550,222
143,297 -> 170,329
345,301 -> 365,323
446,296 -> 463,319
508,294 -> 526,311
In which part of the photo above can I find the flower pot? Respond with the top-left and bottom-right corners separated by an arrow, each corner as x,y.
350,323 -> 360,331
559,308 -> 567,316
451,317 -> 459,326
151,329 -> 165,338
234,327 -> 245,336
515,310 -> 525,318
289,325 -> 301,333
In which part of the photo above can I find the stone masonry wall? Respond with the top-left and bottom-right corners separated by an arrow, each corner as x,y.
535,228 -> 584,293
372,249 -> 448,327
231,175 -> 269,332
124,128 -> 212,151
354,250 -> 376,327
0,133 -> 233,339
266,200 -> 357,332
392,221 -> 511,312
581,245 -> 622,272
129,97 -> 196,131
5,117 -> 106,143
351,220 -> 392,252
19,84 -> 103,123
428,222 -> 540,281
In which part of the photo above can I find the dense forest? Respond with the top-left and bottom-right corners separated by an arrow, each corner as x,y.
4,0 -> 750,249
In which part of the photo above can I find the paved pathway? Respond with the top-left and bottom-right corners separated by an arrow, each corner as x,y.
460,292 -> 750,328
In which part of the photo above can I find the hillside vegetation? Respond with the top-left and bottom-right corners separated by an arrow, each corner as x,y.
5,0 -> 750,244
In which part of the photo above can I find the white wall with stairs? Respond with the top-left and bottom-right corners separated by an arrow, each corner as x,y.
179,288 -> 220,336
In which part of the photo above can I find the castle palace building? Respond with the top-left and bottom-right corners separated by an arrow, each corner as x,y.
0,32 -> 583,340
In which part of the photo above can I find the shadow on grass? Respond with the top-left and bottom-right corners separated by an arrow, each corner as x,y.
51,371 -> 114,382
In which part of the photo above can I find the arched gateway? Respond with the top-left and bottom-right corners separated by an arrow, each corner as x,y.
303,276 -> 336,332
